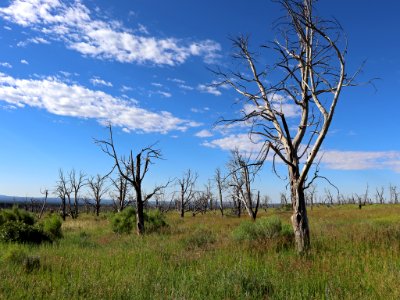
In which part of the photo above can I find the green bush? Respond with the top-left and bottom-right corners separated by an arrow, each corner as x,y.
111,208 -> 169,234
232,216 -> 294,244
0,207 -> 62,244
0,206 -> 35,226
41,214 -> 63,240
145,210 -> 168,233
111,207 -> 136,234
0,221 -> 50,244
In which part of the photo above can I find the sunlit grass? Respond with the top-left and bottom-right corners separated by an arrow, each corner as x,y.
1,205 -> 400,299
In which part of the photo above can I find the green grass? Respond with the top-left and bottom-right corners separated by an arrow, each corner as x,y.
1,205 -> 400,299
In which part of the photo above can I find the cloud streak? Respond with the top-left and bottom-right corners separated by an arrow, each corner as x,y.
0,72 -> 198,133
0,0 -> 221,66
203,134 -> 400,172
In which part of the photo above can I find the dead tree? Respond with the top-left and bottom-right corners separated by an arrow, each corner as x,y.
110,169 -> 130,212
55,169 -> 71,221
261,195 -> 270,212
280,192 -> 288,207
38,188 -> 49,219
228,150 -> 260,220
375,186 -> 385,204
389,184 -> 399,204
87,174 -> 108,216
215,168 -> 225,216
214,0 -> 357,253
69,169 -> 86,218
177,169 -> 198,218
305,184 -> 316,210
324,189 -> 334,206
96,125 -> 167,235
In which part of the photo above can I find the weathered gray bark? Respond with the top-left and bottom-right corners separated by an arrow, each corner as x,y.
214,0 -> 353,253
215,168 -> 224,216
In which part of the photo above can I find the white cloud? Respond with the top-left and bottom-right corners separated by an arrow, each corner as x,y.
195,129 -> 213,138
0,72 -> 198,133
203,133 -> 400,173
90,76 -> 113,87
321,150 -> 400,172
121,85 -> 133,92
151,82 -> 163,88
168,78 -> 185,84
17,36 -> 50,47
203,133 -> 262,155
243,102 -> 300,119
0,0 -> 221,66
156,91 -> 171,98
0,62 -> 12,68
20,59 -> 29,65
197,84 -> 221,96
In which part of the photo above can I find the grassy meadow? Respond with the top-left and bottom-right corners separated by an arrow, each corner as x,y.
1,204 -> 400,299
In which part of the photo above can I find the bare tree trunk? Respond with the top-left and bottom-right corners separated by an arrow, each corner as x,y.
180,192 -> 185,218
289,166 -> 310,254
136,189 -> 145,235
61,197 -> 66,221
218,186 -> 224,217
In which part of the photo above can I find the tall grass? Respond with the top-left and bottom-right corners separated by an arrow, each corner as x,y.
0,205 -> 400,299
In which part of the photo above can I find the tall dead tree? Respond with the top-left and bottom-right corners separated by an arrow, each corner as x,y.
177,169 -> 198,218
375,186 -> 385,204
389,184 -> 399,204
305,184 -> 316,210
69,169 -> 86,218
88,174 -> 108,216
215,0 -> 356,253
228,150 -> 260,220
110,169 -> 130,212
215,168 -> 225,216
55,169 -> 71,221
38,188 -> 49,219
96,125 -> 167,235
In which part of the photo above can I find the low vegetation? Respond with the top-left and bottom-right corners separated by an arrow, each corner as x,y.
0,207 -> 62,244
1,205 -> 400,298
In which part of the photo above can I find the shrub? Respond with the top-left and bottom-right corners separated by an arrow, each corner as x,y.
182,227 -> 216,250
232,216 -> 294,245
111,207 -> 136,234
41,214 -> 63,240
111,208 -> 169,234
0,207 -> 62,244
0,206 -> 35,226
145,210 -> 168,233
0,221 -> 50,244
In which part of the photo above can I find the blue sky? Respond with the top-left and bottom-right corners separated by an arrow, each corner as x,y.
0,0 -> 399,201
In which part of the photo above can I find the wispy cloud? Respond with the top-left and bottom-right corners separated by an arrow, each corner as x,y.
197,84 -> 221,96
0,62 -> 12,68
17,36 -> 50,47
321,150 -> 400,172
0,0 -> 221,66
203,132 -> 400,173
203,133 -> 262,155
0,72 -> 198,133
195,129 -> 213,138
20,59 -> 29,65
90,76 -> 113,87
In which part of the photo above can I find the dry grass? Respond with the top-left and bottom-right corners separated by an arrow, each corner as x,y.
1,205 -> 400,299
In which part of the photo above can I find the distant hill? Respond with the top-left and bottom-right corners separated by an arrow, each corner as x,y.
0,194 -> 60,204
